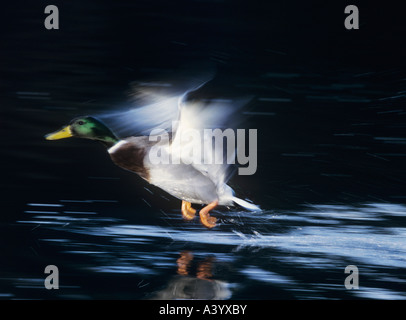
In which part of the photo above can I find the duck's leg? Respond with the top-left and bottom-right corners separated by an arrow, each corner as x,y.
199,200 -> 218,229
181,200 -> 196,220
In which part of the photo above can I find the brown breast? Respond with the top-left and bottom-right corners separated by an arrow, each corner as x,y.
109,141 -> 150,181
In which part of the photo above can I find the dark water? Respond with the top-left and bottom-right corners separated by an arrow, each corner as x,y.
1,1 -> 406,300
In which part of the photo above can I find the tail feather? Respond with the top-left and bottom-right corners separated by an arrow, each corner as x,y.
232,196 -> 261,211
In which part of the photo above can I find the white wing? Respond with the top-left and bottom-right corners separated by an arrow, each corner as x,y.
171,89 -> 252,190
98,63 -> 215,138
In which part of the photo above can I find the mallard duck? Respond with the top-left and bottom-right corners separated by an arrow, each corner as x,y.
45,96 -> 259,228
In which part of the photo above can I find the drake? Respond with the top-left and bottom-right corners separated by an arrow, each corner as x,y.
45,111 -> 259,228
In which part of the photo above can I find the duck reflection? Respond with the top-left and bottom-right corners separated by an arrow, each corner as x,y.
152,251 -> 231,300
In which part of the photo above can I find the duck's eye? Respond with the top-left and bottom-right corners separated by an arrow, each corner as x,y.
77,120 -> 85,125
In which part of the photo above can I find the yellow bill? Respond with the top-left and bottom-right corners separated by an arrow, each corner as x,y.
45,125 -> 73,140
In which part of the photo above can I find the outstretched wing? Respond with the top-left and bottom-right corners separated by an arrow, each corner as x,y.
171,86 -> 252,189
99,95 -> 181,138
98,64 -> 215,138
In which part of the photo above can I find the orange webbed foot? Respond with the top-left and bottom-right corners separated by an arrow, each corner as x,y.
181,200 -> 196,220
199,200 -> 218,229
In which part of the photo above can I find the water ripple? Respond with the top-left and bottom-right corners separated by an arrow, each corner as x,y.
12,201 -> 406,299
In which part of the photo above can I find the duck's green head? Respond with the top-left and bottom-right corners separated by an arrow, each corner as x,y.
45,116 -> 119,147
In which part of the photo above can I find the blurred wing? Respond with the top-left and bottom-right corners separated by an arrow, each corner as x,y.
98,63 -> 215,138
99,96 -> 181,137
171,94 -> 252,187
